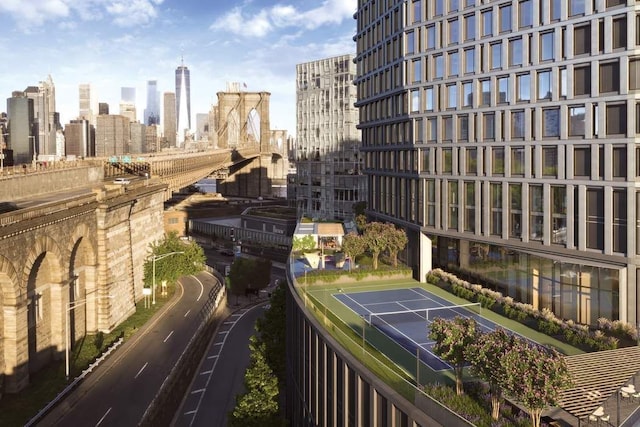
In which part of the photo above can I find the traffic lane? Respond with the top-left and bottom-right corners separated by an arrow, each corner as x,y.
176,304 -> 267,427
40,272 -> 219,427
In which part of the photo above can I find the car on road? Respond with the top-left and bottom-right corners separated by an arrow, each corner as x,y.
113,177 -> 131,185
219,249 -> 234,257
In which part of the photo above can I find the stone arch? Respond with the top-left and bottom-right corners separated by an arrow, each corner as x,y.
67,224 -> 99,346
247,108 -> 260,145
23,235 -> 64,374
0,255 -> 21,393
228,110 -> 240,148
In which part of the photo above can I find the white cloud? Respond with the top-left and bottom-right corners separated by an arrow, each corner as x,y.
105,0 -> 164,27
0,0 -> 70,29
210,0 -> 356,38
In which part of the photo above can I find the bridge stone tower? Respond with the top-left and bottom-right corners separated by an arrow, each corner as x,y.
214,88 -> 272,198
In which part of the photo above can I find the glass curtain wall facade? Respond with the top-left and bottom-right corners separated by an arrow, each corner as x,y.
354,0 -> 640,325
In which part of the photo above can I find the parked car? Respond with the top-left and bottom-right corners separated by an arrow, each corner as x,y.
113,177 -> 131,185
219,249 -> 234,257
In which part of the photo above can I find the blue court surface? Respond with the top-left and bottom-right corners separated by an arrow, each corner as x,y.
334,287 -> 506,371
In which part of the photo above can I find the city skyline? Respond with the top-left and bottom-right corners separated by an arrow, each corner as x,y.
0,0 -> 357,135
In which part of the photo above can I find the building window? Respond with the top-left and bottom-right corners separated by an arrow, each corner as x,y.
465,182 -> 475,232
444,116 -> 454,140
509,37 -> 523,66
481,80 -> 491,105
574,146 -> 591,177
411,89 -> 420,112
551,186 -> 567,244
613,189 -> 627,253
517,73 -> 531,101
491,183 -> 502,235
606,104 -> 627,136
560,68 -> 567,98
412,59 -> 422,82
542,108 -> 560,138
407,31 -> 415,54
510,183 -> 522,238
600,62 -> 620,94
462,81 -> 473,107
512,110 -> 525,138
448,181 -> 458,229
574,25 -> 590,56
427,25 -> 436,49
449,18 -> 460,45
538,70 -> 552,100
612,16 -> 627,50
443,148 -> 453,173
450,0 -> 459,12
449,51 -> 460,76
435,55 -> 444,79
630,58 -> 640,90
426,87 -> 435,111
426,180 -> 435,226
483,113 -> 495,140
586,188 -> 604,250
543,146 -> 558,176
569,106 -> 586,137
459,115 -> 469,141
466,148 -> 478,174
570,0 -> 585,16
465,14 -> 475,41
637,103 -> 640,134
427,118 -> 437,141
613,146 -> 627,178
482,9 -> 493,37
447,85 -> 458,109
412,0 -> 422,22
607,0 -> 625,7
497,76 -> 509,103
530,184 -> 544,241
435,0 -> 444,16
540,31 -> 554,61
511,146 -> 525,175
519,0 -> 533,28
464,48 -> 475,73
492,147 -> 505,175
500,5 -> 512,33
551,0 -> 561,21
574,65 -> 591,96
491,42 -> 502,69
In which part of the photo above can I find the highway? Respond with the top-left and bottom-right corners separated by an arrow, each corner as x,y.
37,271 -> 221,427
173,302 -> 268,427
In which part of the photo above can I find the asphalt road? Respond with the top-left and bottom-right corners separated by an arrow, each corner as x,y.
174,302 -> 268,427
37,271 -> 221,427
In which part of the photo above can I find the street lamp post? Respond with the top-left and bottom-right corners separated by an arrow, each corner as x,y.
151,251 -> 184,305
65,293 -> 113,380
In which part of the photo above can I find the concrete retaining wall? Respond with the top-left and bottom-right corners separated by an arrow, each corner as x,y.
0,165 -> 104,201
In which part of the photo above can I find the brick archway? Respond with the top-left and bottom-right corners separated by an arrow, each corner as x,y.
0,255 -> 21,393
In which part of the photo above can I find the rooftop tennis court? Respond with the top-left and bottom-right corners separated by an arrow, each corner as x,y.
334,287 -> 513,371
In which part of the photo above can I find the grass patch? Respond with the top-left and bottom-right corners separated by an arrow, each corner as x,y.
0,285 -> 177,427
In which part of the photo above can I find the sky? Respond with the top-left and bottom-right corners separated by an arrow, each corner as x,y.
0,0 -> 358,136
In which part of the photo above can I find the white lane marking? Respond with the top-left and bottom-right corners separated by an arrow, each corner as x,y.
164,330 -> 174,343
191,388 -> 205,394
134,362 -> 148,379
207,355 -> 218,360
95,408 -> 112,426
190,274 -> 205,301
200,369 -> 213,375
184,409 -> 197,415
184,309 -> 191,317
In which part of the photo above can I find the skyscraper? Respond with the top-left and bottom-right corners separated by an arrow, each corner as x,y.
79,83 -> 97,127
6,93 -> 34,164
144,80 -> 160,126
163,92 -> 177,147
175,58 -> 191,144
24,75 -> 58,156
119,87 -> 136,122
355,0 -> 639,326
295,54 -> 366,221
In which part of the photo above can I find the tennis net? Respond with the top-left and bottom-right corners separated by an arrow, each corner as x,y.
364,302 -> 482,328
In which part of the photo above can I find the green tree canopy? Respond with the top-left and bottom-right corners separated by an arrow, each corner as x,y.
385,226 -> 408,267
428,316 -> 478,395
143,232 -> 206,288
362,222 -> 394,270
465,328 -> 517,420
255,280 -> 286,388
501,341 -> 572,427
340,232 -> 366,272
228,336 -> 280,427
292,235 -> 316,253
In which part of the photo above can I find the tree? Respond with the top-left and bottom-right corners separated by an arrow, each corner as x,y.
247,258 -> 272,292
465,328 -> 516,420
228,258 -> 251,304
292,235 -> 316,253
340,232 -> 366,272
255,280 -> 286,388
385,226 -> 408,267
143,232 -> 206,289
428,316 -> 478,395
355,214 -> 367,233
501,341 -> 572,427
361,222 -> 394,270
229,336 -> 280,427
353,201 -> 367,217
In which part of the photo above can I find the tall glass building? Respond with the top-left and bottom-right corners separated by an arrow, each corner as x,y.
175,59 -> 191,143
354,0 -> 639,325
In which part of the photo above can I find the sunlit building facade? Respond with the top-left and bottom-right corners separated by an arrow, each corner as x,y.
355,0 -> 640,325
